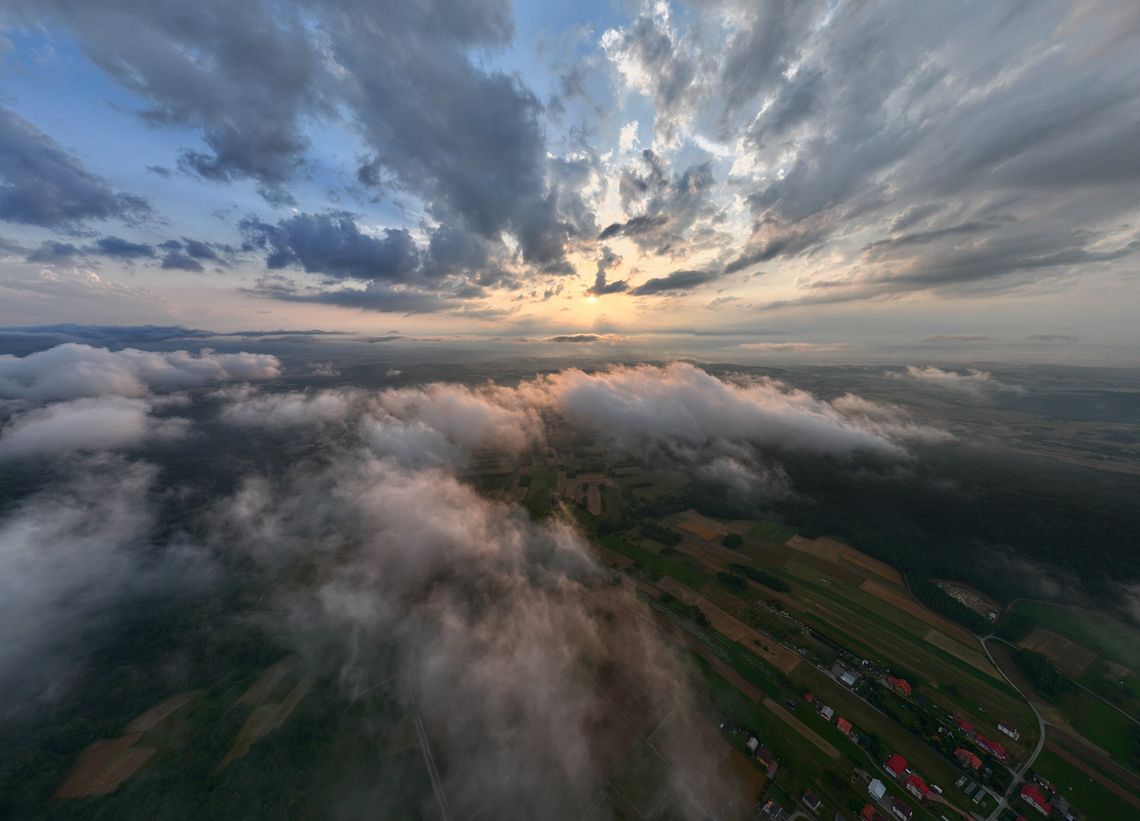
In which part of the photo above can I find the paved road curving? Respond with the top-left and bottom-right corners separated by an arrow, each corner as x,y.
980,635 -> 1047,821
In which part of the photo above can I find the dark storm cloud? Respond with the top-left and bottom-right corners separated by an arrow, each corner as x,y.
585,246 -> 627,295
600,0 -> 1140,303
322,2 -> 574,266
630,267 -> 720,295
91,236 -> 154,260
241,213 -> 421,283
25,241 -> 81,263
597,213 -> 669,240
161,252 -> 204,272
611,151 -> 721,257
0,107 -> 149,228
9,0 -> 327,200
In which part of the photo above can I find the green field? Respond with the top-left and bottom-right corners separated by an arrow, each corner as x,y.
601,534 -> 708,589
748,519 -> 797,544
1051,691 -> 1140,768
1032,748 -> 1138,821
1011,600 -> 1140,673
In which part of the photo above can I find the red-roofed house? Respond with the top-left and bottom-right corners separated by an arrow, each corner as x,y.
886,677 -> 912,697
885,754 -> 908,779
837,717 -> 853,736
977,735 -> 1008,761
1020,784 -> 1050,816
954,748 -> 982,770
956,718 -> 975,738
905,774 -> 929,801
804,692 -> 814,703
756,747 -> 779,778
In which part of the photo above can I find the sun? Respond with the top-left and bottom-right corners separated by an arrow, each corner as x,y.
587,294 -> 598,304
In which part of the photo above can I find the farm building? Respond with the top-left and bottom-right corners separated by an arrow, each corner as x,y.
1050,793 -> 1076,821
1019,784 -> 1050,816
890,797 -> 913,820
820,705 -> 835,721
886,677 -> 912,697
802,790 -> 823,814
905,774 -> 929,801
747,736 -> 759,752
868,779 -> 886,800
998,722 -> 1020,740
841,670 -> 859,687
885,754 -> 908,779
756,747 -> 779,778
976,735 -> 1008,761
837,717 -> 853,736
954,748 -> 982,770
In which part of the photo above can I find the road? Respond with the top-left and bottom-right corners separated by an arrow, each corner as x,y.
980,636 -> 1047,821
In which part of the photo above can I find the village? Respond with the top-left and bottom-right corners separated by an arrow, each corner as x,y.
472,434 -> 1137,820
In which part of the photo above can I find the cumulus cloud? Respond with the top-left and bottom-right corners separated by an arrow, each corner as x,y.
0,343 -> 281,402
0,107 -> 149,227
890,365 -> 1022,397
0,459 -> 188,711
217,381 -> 542,468
0,396 -> 188,459
519,362 -> 948,457
213,452 -> 731,818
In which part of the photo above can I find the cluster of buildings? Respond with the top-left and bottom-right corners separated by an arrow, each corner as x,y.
1018,775 -> 1078,820
864,752 -> 935,821
955,717 -> 1011,762
804,692 -> 859,744
744,734 -> 780,779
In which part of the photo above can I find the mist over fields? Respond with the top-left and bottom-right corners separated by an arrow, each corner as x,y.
2,330 -> 1139,817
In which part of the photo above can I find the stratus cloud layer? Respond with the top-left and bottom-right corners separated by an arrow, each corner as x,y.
0,350 -> 959,812
215,454 -> 731,817
0,343 -> 281,402
0,344 -> 280,458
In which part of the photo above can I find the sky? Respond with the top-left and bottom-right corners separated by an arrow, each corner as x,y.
1,1 -> 1139,360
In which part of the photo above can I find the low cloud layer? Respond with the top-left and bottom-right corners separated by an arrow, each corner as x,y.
889,365 -> 1022,398
0,343 -> 281,402
215,453 -> 729,817
0,396 -> 188,459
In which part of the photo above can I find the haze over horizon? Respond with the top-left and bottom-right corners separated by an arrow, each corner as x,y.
1,1 -> 1138,361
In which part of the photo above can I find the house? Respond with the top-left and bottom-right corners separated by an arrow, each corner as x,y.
890,797 -> 913,820
905,774 -> 929,801
837,717 -> 853,736
976,735 -> 1008,761
803,790 -> 824,814
886,677 -> 912,697
1019,784 -> 1050,816
761,799 -> 793,821
998,722 -> 1020,740
1050,792 -> 1076,821
956,719 -> 975,738
747,736 -> 760,752
841,671 -> 859,687
821,705 -> 835,721
954,748 -> 982,770
884,754 -> 908,779
756,747 -> 779,778
868,779 -> 886,800
860,805 -> 885,821
804,692 -> 815,704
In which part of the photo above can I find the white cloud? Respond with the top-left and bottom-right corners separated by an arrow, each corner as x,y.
0,396 -> 188,459
890,365 -> 1022,397
0,343 -> 281,402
